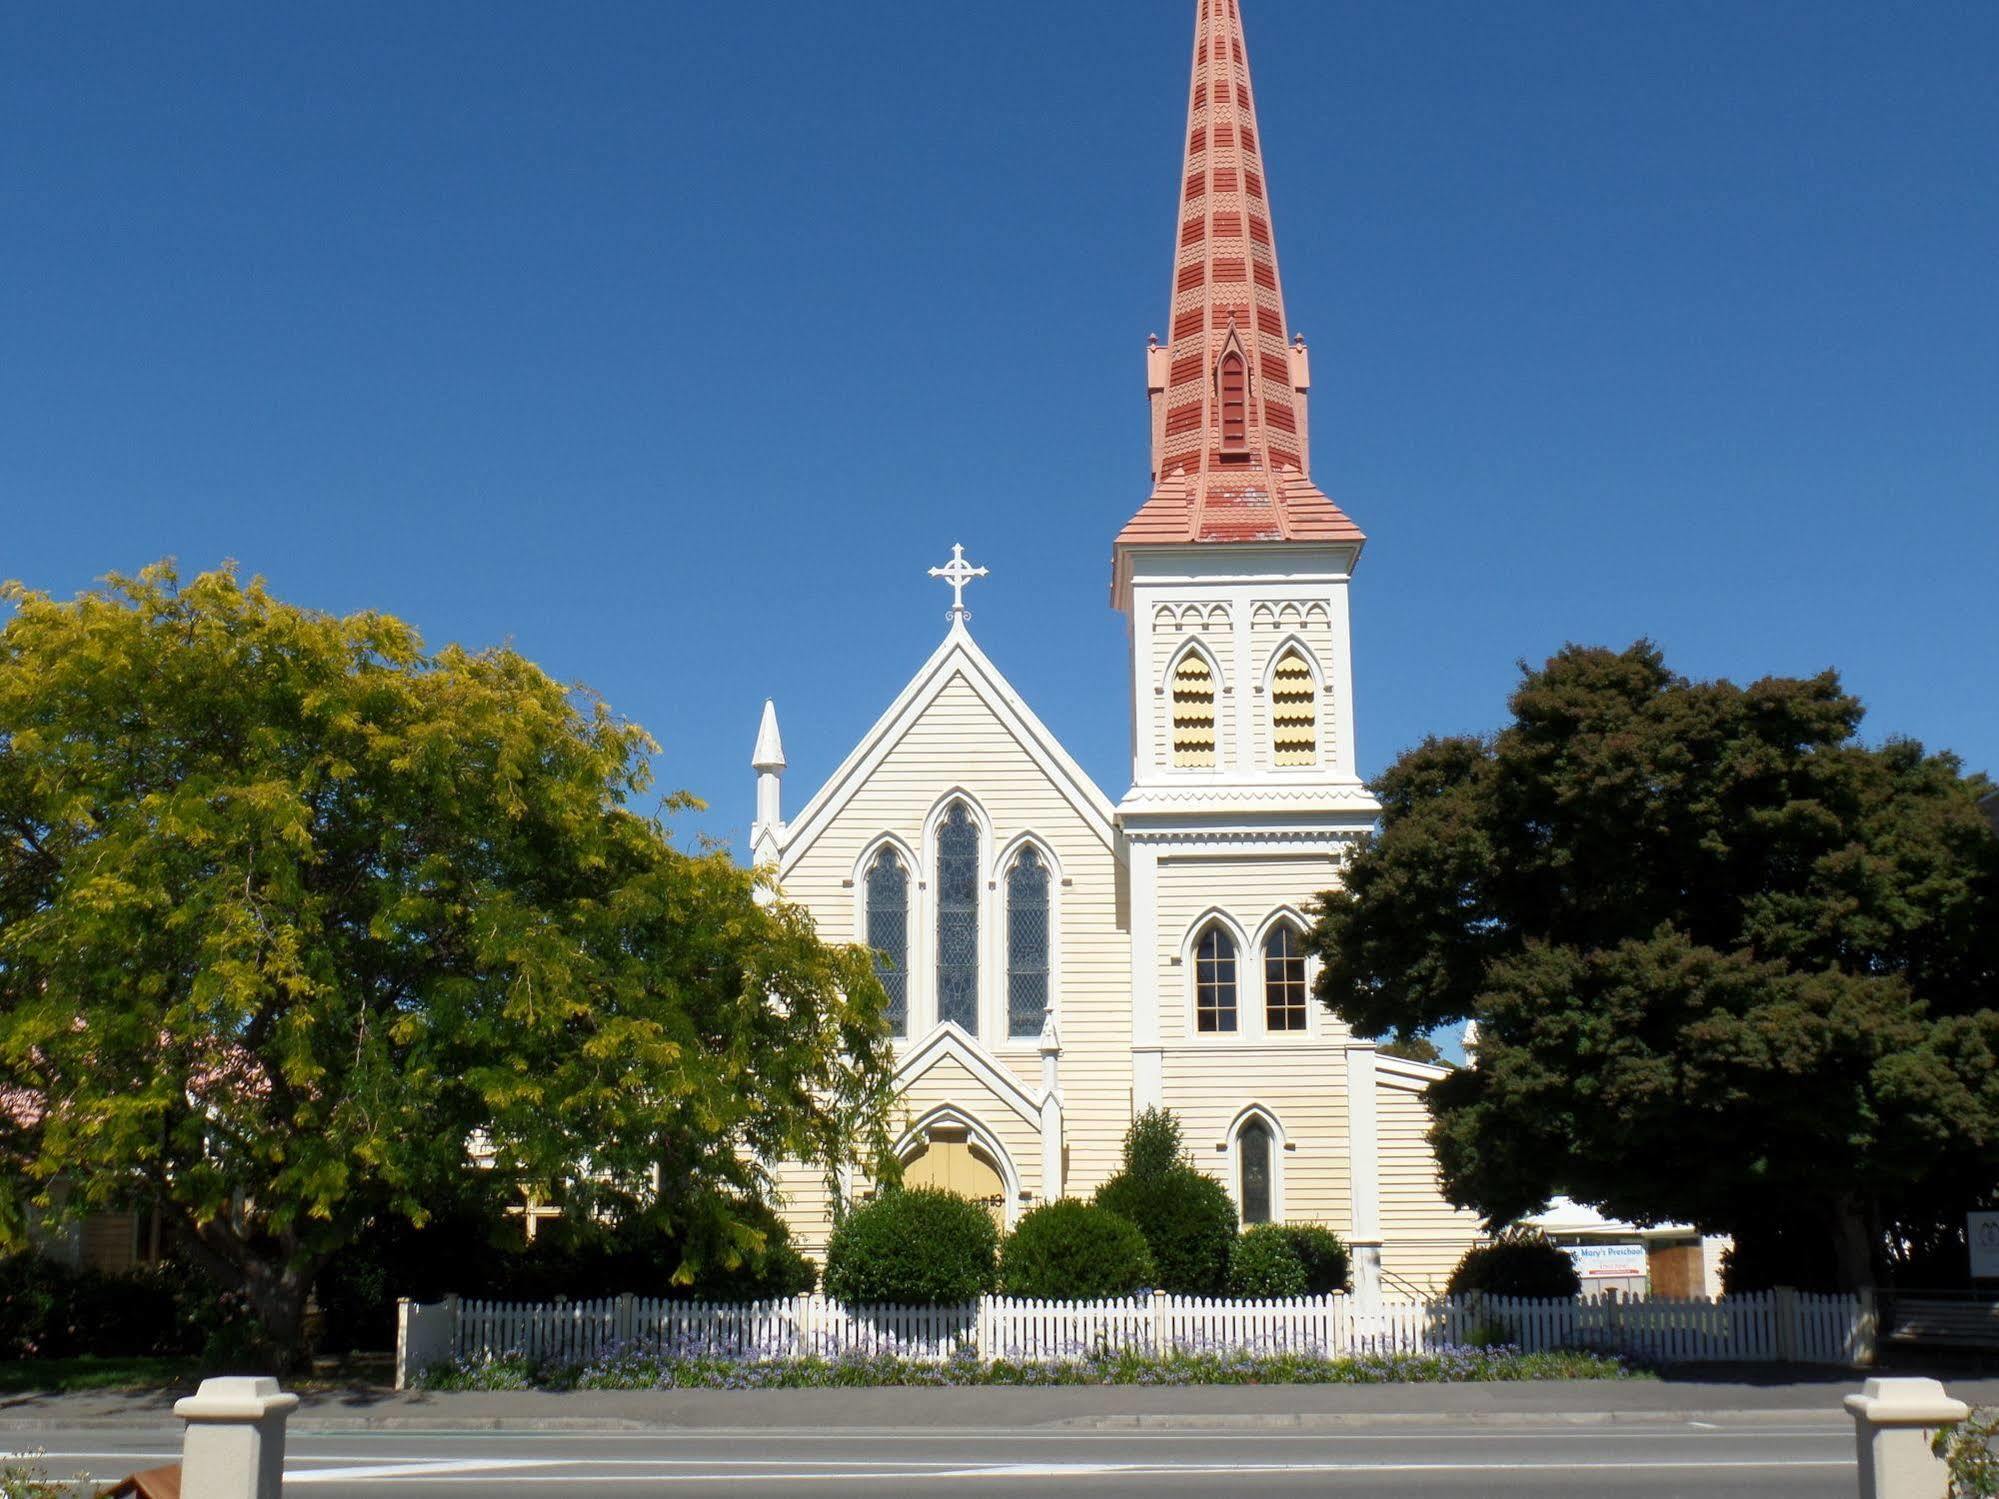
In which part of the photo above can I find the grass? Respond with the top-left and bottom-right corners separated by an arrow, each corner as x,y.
0,1357 -> 194,1394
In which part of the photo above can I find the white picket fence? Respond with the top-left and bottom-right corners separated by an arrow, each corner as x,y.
397,1287 -> 1870,1386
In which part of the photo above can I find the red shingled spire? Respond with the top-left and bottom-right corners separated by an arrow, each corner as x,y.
1115,0 -> 1363,591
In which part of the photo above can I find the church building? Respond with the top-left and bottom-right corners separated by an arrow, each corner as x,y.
750,0 -> 1484,1298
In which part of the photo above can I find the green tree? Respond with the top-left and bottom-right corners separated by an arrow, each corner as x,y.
0,564 -> 896,1363
1310,642 -> 1999,1291
822,1187 -> 999,1306
998,1199 -> 1155,1299
1094,1106 -> 1237,1295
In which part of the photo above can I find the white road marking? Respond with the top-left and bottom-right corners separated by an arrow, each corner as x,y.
289,1459 -> 566,1482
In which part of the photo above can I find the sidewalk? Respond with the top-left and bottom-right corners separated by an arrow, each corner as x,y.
7,1371 -> 1998,1433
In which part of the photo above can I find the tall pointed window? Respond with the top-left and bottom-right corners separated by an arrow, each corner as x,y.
1219,351 -> 1248,449
1238,1117 -> 1273,1224
1270,648 -> 1317,766
865,847 -> 909,1037
935,803 -> 980,1035
1194,925 -> 1238,1033
1171,652 -> 1217,768
1006,847 -> 1050,1039
1264,924 -> 1307,1032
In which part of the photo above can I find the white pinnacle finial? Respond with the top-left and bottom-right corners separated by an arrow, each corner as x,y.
752,699 -> 785,773
927,543 -> 989,623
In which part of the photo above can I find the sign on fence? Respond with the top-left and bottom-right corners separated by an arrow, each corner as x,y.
1564,1243 -> 1650,1280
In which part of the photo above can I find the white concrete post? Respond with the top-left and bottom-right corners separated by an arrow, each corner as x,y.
395,1296 -> 458,1390
174,1376 -> 298,1499
1843,1377 -> 1968,1499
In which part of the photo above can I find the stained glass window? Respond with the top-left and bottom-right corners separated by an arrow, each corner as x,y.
865,847 -> 908,1037
1007,847 -> 1050,1038
1264,924 -> 1307,1032
1195,925 -> 1238,1033
935,803 -> 979,1035
1239,1118 -> 1273,1224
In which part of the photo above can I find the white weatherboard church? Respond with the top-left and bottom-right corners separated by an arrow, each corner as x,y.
748,0 -> 1485,1298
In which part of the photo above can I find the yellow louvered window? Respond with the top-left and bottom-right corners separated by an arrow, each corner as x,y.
1171,652 -> 1217,768
1270,648 -> 1317,766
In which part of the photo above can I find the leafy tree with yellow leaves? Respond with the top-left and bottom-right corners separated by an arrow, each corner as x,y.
0,563 -> 895,1364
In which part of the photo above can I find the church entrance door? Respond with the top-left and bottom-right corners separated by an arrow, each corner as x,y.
902,1127 -> 1007,1227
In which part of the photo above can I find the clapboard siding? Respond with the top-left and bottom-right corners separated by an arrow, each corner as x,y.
1160,1048 -> 1352,1231
1377,1078 -> 1486,1293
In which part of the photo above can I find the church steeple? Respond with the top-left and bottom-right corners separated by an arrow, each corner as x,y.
1116,0 -> 1364,606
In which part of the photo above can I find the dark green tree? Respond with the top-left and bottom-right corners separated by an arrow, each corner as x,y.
0,564 -> 897,1363
1311,642 -> 1999,1290
1094,1106 -> 1237,1295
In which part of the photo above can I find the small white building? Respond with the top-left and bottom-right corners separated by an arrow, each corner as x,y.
748,0 -> 1485,1298
1523,1198 -> 1731,1300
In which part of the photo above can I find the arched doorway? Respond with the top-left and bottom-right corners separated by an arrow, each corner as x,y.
902,1126 -> 1008,1228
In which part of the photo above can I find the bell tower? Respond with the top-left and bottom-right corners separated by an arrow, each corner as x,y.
1114,0 -> 1370,801
1113,0 -> 1381,1140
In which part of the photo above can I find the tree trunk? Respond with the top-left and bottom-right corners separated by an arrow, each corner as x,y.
172,1215 -> 322,1374
1829,1195 -> 1875,1292
240,1258 -> 315,1374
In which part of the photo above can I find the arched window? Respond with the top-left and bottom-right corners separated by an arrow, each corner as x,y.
1264,924 -> 1307,1032
1194,924 -> 1238,1033
864,847 -> 908,1037
935,803 -> 980,1035
1006,847 -> 1050,1039
1238,1117 -> 1273,1224
1219,351 -> 1248,449
1171,652 -> 1217,769
1270,648 -> 1317,765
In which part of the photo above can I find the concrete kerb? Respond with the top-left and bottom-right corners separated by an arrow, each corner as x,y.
11,1377 -> 1996,1434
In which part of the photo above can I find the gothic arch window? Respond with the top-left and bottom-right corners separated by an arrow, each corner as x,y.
1171,650 -> 1217,768
1263,922 -> 1307,1032
1194,923 -> 1238,1033
1219,351 -> 1248,449
864,847 -> 909,1037
935,802 -> 980,1035
1269,647 -> 1317,766
1237,1115 -> 1274,1224
1006,846 -> 1050,1039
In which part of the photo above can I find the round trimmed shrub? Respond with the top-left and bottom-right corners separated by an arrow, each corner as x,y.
1227,1224 -> 1308,1297
1094,1168 -> 1237,1296
1282,1224 -> 1351,1295
823,1187 -> 999,1306
1446,1231 -> 1581,1299
999,1200 -> 1156,1299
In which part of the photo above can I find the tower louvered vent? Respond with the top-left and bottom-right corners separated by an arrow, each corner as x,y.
1270,648 -> 1316,765
1172,653 -> 1218,768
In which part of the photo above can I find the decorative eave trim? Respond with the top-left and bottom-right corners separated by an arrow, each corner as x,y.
1124,826 -> 1371,848
893,1024 -> 1045,1129
777,622 -> 1119,869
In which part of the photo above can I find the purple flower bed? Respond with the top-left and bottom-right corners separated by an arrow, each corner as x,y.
416,1336 -> 1641,1391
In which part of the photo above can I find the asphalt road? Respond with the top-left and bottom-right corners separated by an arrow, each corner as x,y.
16,1417 -> 1858,1497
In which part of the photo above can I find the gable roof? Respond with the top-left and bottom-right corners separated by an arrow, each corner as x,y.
775,620 -> 1119,869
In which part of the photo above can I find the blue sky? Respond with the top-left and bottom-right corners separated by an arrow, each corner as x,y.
4,0 -> 1995,854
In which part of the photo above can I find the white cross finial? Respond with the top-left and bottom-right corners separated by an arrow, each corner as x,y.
928,543 -> 988,623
